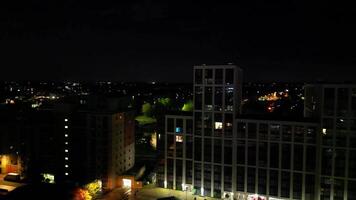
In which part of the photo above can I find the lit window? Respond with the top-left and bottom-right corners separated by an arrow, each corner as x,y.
322,128 -> 327,135
65,134 -> 68,137
64,119 -> 68,122
176,135 -> 183,142
123,179 -> 132,188
175,127 -> 182,133
65,149 -> 68,152
226,122 -> 232,127
215,122 -> 223,129
65,172 -> 69,176
64,126 -> 68,129
65,142 -> 68,145
65,157 -> 68,160
65,165 -> 69,168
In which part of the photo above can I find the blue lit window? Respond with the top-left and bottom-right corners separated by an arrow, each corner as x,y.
176,127 -> 182,133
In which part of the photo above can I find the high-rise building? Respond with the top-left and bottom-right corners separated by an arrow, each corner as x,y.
0,96 -> 135,189
162,66 -> 356,200
305,84 -> 356,200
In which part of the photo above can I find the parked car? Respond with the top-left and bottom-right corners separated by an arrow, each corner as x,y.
4,173 -> 21,182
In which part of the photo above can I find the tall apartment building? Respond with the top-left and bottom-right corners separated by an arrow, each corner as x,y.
304,85 -> 356,200
162,65 -> 356,200
0,96 -> 135,189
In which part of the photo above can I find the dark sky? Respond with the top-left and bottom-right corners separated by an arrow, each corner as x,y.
1,1 -> 355,82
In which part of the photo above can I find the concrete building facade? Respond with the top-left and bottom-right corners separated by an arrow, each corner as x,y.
162,66 -> 356,200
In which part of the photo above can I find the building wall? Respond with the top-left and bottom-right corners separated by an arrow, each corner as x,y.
193,65 -> 242,198
162,115 -> 193,191
107,111 -> 135,189
305,85 -> 356,200
234,119 -> 319,200
162,66 -> 356,200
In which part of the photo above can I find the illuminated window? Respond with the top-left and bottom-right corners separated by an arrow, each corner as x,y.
215,122 -> 223,129
65,165 -> 69,168
176,135 -> 183,142
41,173 -> 55,184
65,157 -> 68,160
65,149 -> 69,152
176,127 -> 182,133
322,128 -> 327,135
64,134 -> 68,137
64,126 -> 68,129
65,172 -> 69,176
64,119 -> 68,122
65,142 -> 68,145
123,179 -> 132,188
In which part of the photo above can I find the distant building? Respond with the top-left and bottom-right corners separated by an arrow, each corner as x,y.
161,66 -> 356,200
0,96 -> 135,189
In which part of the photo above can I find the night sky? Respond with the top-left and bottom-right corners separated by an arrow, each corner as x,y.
1,1 -> 355,82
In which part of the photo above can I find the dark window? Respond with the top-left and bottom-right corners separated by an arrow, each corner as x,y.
204,138 -> 212,162
258,142 -> 267,167
204,87 -> 213,111
269,170 -> 278,196
248,123 -> 257,139
248,141 -> 256,165
225,68 -> 234,85
215,69 -> 223,84
167,118 -> 174,132
224,140 -> 232,164
204,69 -> 213,84
324,88 -> 335,116
293,144 -> 303,171
195,69 -> 202,84
237,166 -> 245,191
247,168 -> 255,193
334,149 -> 346,177
293,173 -> 302,199
237,122 -> 246,139
194,138 -> 202,161
214,87 -> 223,111
214,139 -> 222,163
281,171 -> 290,198
258,169 -> 267,195
270,143 -> 279,168
282,144 -> 291,169
237,140 -> 245,165
337,88 -> 349,116
194,87 -> 203,110
306,146 -> 316,172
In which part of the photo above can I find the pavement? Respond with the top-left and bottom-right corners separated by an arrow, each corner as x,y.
0,174 -> 24,196
100,185 -> 220,200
